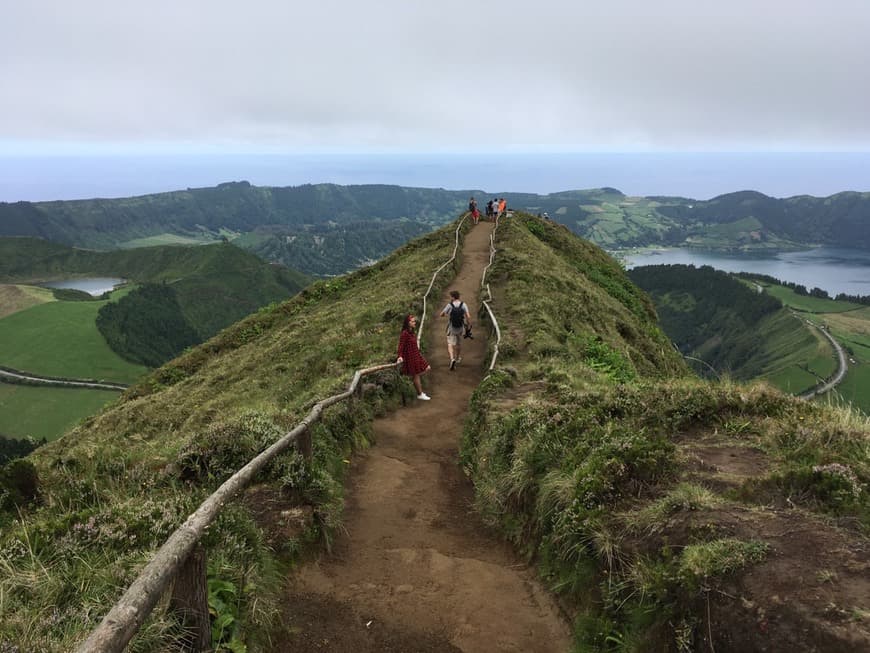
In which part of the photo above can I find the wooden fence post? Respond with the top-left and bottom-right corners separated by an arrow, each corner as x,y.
297,426 -> 313,461
169,544 -> 211,652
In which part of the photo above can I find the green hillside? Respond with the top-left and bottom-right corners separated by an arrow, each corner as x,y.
628,264 -> 835,394
0,216 -> 867,651
0,237 -> 310,366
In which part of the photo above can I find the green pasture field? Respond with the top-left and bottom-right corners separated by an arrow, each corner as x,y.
762,284 -> 862,313
119,228 -> 242,249
0,383 -> 119,441
762,366 -> 819,394
118,233 -> 214,248
577,201 -> 670,247
0,295 -> 148,382
825,317 -> 870,414
831,364 -> 870,415
718,309 -> 832,395
764,291 -> 870,414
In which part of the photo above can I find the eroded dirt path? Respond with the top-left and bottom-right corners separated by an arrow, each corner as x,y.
284,223 -> 573,652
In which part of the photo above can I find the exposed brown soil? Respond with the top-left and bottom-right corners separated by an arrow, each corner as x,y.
673,439 -> 870,652
0,283 -> 45,319
280,223 -> 573,652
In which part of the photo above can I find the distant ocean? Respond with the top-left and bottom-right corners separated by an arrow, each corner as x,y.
1,152 -> 869,203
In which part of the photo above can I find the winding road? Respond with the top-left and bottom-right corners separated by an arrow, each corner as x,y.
798,317 -> 849,399
0,366 -> 127,391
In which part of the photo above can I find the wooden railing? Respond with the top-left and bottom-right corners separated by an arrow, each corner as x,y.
77,215 -> 469,652
480,223 -> 502,371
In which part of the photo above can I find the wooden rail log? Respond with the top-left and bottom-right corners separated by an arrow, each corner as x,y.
77,362 -> 398,653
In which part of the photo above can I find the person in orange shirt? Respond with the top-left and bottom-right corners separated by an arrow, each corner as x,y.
497,198 -> 507,223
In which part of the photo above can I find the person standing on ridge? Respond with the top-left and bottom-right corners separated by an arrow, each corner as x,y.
440,290 -> 471,371
469,196 -> 480,224
486,199 -> 494,221
396,314 -> 431,400
498,197 -> 507,222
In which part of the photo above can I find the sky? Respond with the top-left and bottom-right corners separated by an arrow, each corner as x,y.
3,0 -> 870,155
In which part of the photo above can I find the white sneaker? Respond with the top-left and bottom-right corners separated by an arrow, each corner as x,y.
456,356 -> 462,364
417,393 -> 431,401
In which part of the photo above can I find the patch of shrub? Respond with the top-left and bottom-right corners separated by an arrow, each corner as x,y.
177,412 -> 285,483
0,459 -> 40,512
51,288 -> 96,301
0,436 -> 46,464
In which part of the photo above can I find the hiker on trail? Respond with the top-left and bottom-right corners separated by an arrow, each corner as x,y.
440,290 -> 472,371
469,197 -> 480,224
491,198 -> 499,222
396,314 -> 431,400
497,198 -> 507,221
486,199 -> 494,221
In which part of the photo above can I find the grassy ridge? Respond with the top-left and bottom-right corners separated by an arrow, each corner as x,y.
0,219 -> 469,651
463,213 -> 870,651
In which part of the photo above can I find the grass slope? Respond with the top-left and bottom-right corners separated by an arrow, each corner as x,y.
0,219 -> 468,651
462,213 -> 870,651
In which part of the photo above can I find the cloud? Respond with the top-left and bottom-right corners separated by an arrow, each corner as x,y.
2,0 -> 869,151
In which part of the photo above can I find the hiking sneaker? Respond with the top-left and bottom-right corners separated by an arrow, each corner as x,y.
417,392 -> 431,401
449,359 -> 456,371
456,356 -> 462,364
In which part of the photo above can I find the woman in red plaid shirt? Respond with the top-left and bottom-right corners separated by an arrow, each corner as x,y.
396,314 -> 431,400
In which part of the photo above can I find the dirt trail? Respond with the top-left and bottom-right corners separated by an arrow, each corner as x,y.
283,222 -> 573,652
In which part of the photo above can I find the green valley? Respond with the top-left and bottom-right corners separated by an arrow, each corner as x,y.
631,264 -> 870,415
1,214 -> 867,651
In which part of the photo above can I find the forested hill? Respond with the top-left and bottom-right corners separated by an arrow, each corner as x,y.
655,190 -> 870,249
0,182 -> 476,249
4,182 -> 870,271
628,264 -> 827,391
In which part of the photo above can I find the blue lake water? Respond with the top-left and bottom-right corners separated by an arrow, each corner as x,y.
622,247 -> 870,298
41,277 -> 125,296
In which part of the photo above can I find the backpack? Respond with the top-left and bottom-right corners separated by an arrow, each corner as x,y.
448,301 -> 466,328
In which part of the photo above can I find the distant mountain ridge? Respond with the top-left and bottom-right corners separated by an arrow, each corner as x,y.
0,181 -> 476,249
2,183 -> 870,274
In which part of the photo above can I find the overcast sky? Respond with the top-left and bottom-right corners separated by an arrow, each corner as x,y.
2,0 -> 869,154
